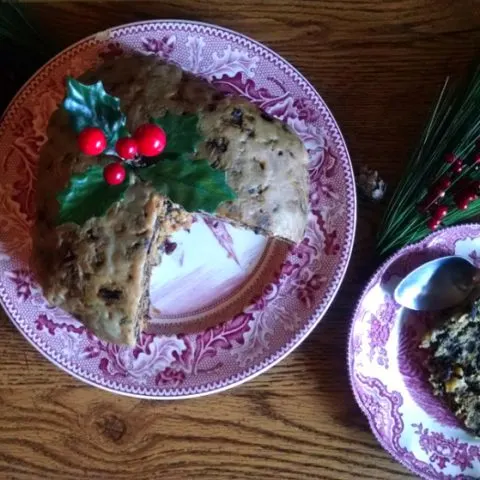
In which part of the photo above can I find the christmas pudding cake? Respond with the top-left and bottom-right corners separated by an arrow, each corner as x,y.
34,54 -> 310,345
421,299 -> 480,436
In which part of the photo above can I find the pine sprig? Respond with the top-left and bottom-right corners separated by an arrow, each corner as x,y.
0,1 -> 49,54
0,1 -> 56,114
377,63 -> 480,257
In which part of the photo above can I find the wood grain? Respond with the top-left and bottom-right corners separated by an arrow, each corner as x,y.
1,1 -> 480,478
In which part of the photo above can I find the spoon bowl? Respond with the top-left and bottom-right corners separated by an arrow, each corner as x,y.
393,255 -> 479,311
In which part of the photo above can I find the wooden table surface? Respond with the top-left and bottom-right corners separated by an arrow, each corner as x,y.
1,1 -> 480,479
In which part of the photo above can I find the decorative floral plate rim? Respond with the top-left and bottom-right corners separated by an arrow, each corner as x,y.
0,20 -> 356,399
348,223 -> 480,479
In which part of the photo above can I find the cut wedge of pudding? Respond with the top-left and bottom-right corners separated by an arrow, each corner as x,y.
34,54 -> 310,345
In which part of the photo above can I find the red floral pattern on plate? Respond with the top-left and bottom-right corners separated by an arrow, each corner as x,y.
0,21 -> 355,399
5,269 -> 37,302
141,35 -> 176,59
99,42 -> 125,60
350,225 -> 480,479
414,423 -> 480,472
203,216 -> 239,265
366,302 -> 398,369
468,250 -> 480,268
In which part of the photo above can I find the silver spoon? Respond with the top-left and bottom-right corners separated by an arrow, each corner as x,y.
393,255 -> 480,311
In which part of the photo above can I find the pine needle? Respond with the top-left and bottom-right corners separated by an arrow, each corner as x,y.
377,62 -> 480,257
0,1 -> 51,54
0,1 -> 56,113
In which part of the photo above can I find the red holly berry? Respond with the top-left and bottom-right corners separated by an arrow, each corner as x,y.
431,185 -> 446,198
436,175 -> 451,191
78,127 -> 107,155
451,158 -> 463,174
115,137 -> 138,159
465,189 -> 478,202
427,217 -> 441,231
470,180 -> 480,192
134,124 -> 167,157
103,162 -> 126,185
455,177 -> 471,191
444,153 -> 456,164
455,194 -> 470,210
418,192 -> 436,212
474,153 -> 480,164
432,204 -> 448,220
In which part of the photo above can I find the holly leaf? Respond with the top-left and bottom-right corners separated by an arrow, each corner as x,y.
151,112 -> 202,156
140,155 -> 236,212
63,77 -> 127,153
56,165 -> 130,225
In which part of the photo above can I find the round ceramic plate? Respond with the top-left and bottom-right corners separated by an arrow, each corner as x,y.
349,224 -> 480,479
0,20 -> 355,398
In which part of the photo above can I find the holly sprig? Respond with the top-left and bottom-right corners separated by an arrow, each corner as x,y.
152,113 -> 203,156
57,165 -> 131,225
63,78 -> 128,154
139,155 -> 236,212
57,79 -> 235,226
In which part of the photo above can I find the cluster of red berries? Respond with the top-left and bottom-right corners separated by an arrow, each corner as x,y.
419,152 -> 480,230
77,124 -> 167,185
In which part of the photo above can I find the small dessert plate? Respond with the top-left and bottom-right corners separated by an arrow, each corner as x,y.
0,20 -> 355,398
349,224 -> 480,479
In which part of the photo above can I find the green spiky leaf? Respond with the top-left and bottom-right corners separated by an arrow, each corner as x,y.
63,78 -> 128,153
151,112 -> 203,157
140,155 -> 235,212
57,165 -> 130,225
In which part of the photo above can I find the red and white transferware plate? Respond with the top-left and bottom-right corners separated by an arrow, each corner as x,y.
0,20 -> 355,398
349,225 -> 480,479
